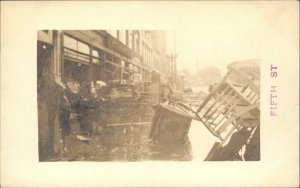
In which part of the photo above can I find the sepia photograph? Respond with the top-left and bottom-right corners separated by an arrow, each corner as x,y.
38,30 -> 260,162
1,1 -> 298,187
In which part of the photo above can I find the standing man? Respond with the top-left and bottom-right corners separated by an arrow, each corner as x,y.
59,87 -> 72,153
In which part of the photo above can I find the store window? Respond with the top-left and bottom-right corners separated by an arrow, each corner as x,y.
63,35 -> 90,63
64,35 -> 77,51
63,35 -> 90,55
64,59 -> 89,82
78,41 -> 89,54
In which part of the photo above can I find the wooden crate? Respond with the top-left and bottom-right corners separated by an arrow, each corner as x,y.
149,103 -> 194,144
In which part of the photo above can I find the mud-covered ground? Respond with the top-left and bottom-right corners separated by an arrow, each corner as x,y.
48,104 -> 195,162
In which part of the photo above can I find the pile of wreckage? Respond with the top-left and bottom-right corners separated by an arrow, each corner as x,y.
149,60 -> 260,161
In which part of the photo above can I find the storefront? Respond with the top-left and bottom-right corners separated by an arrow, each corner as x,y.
62,31 -> 158,86
62,34 -> 92,83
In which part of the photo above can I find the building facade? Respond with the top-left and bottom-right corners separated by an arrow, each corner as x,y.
38,30 -> 170,85
37,30 -> 172,159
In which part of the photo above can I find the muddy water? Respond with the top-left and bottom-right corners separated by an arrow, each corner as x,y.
51,104 -> 200,161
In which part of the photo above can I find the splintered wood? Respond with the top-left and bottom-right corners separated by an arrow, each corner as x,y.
197,63 -> 260,144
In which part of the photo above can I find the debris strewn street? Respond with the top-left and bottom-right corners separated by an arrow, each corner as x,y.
48,105 -> 193,161
38,30 -> 260,162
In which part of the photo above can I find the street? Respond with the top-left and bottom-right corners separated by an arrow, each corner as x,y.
48,103 -> 204,161
37,30 -> 260,162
